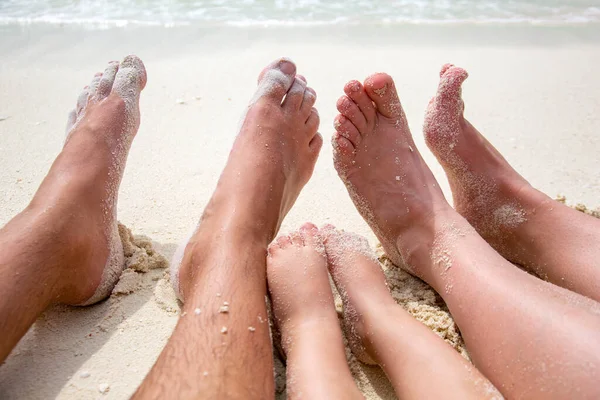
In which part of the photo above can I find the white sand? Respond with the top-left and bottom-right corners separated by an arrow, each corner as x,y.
0,24 -> 599,399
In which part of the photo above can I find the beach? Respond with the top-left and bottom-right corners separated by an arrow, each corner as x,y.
0,21 -> 599,399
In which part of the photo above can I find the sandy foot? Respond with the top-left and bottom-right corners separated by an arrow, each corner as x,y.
321,225 -> 390,365
267,223 -> 332,356
423,64 -> 551,260
332,73 -> 449,276
171,59 -> 323,301
267,223 -> 363,399
34,56 -> 147,305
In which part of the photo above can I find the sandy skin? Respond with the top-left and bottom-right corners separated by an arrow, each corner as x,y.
134,58 -> 322,399
424,64 -> 600,302
0,56 -> 147,363
267,222 -> 364,400
267,221 -> 501,399
332,69 -> 600,399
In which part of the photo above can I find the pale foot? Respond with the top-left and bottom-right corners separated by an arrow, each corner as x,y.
30,56 -> 147,305
321,225 -> 390,365
423,64 -> 548,261
332,73 -> 451,277
422,64 -> 600,295
267,223 -> 363,400
174,59 -> 323,301
323,226 -> 503,400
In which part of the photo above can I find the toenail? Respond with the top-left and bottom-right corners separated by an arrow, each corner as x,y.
334,116 -> 346,129
278,59 -> 296,75
348,81 -> 361,92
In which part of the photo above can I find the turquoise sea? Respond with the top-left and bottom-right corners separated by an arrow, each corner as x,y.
1,0 -> 599,28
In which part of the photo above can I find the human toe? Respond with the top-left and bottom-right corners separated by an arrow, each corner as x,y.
87,72 -> 103,99
76,86 -> 90,116
306,107 -> 320,134
334,114 -> 361,147
300,87 -> 317,118
436,65 -> 469,102
255,58 -> 297,103
282,76 -> 307,110
96,61 -> 119,100
336,95 -> 367,134
112,55 -> 147,100
363,73 -> 403,119
344,80 -> 376,124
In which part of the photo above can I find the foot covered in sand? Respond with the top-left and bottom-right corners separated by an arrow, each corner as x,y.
322,226 -> 504,399
332,73 -> 450,276
173,59 -> 323,301
267,223 -> 363,399
267,223 -> 336,356
34,56 -> 147,305
423,64 -> 552,263
321,226 -> 391,365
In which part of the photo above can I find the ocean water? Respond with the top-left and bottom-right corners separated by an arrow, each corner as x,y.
1,0 -> 599,28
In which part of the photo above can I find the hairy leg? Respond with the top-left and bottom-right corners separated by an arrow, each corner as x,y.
0,56 -> 147,363
135,59 -> 322,399
332,72 -> 600,399
267,223 -> 363,399
323,227 -> 501,400
424,64 -> 600,302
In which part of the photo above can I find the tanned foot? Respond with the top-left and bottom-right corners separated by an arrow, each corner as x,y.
423,64 -> 555,266
332,73 -> 450,276
321,226 -> 393,365
28,56 -> 147,305
267,223 -> 363,400
174,59 -> 323,301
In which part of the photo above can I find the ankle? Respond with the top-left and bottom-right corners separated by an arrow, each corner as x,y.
201,195 -> 279,245
6,205 -> 99,303
395,204 -> 455,280
282,313 -> 341,356
178,228 -> 268,299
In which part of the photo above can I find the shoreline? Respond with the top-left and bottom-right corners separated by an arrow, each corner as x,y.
2,23 -> 600,55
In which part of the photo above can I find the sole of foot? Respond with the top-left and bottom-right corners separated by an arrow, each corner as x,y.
332,73 -> 451,277
172,58 -> 323,302
33,55 -> 147,305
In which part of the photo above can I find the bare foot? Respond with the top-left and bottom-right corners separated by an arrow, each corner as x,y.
29,56 -> 147,305
267,223 -> 363,400
424,65 -> 573,268
175,59 -> 323,301
423,64 -> 543,258
323,226 -> 503,400
321,225 -> 391,365
332,74 -> 450,277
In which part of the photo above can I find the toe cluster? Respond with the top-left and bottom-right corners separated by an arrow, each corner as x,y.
65,55 -> 147,135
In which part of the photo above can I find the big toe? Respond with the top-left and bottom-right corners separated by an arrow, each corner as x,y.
299,222 -> 323,248
436,65 -> 469,103
254,58 -> 297,104
112,55 -> 147,99
364,73 -> 404,119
